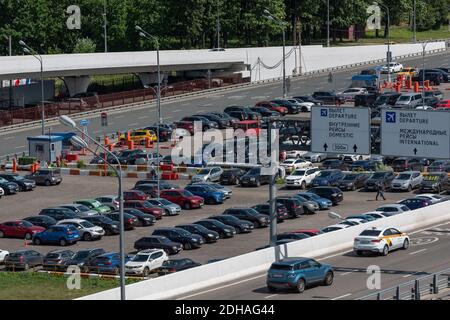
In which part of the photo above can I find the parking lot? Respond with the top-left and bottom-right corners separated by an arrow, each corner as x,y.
0,173 -> 422,267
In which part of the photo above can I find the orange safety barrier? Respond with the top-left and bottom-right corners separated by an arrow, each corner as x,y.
161,172 -> 172,180
145,138 -> 153,148
12,158 -> 17,172
413,81 -> 420,93
127,140 -> 134,150
107,144 -> 113,151
104,137 -> 110,145
126,131 -> 131,141
160,164 -> 174,171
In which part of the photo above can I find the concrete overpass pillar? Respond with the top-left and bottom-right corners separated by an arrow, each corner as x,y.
138,73 -> 166,87
63,76 -> 91,97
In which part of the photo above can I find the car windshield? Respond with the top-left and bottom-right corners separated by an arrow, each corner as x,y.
175,229 -> 191,236
291,170 -> 305,176
342,174 -> 357,181
284,159 -> 294,164
80,221 -> 95,228
132,254 -> 150,262
76,205 -> 90,212
91,201 -> 101,208
20,221 -> 34,227
359,230 -> 381,237
247,168 -> 260,175
317,171 -> 331,177
371,172 -> 386,179
163,260 -> 183,267
73,251 -> 90,260
0,177 -> 8,183
46,253 -> 64,259
158,199 -> 172,205
198,169 -> 211,175
11,175 -> 25,181
397,174 -> 411,180
182,190 -> 194,197
397,96 -> 410,102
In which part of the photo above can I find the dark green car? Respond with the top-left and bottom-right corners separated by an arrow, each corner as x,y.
74,199 -> 111,214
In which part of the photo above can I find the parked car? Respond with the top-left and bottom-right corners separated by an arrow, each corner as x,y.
208,215 -> 254,234
43,249 -> 75,271
428,160 -> 450,173
413,70 -> 444,85
394,93 -> 423,109
240,167 -> 271,187
123,208 -> 156,226
25,168 -> 62,186
0,177 -> 19,195
23,215 -> 57,229
252,203 -> 289,222
152,227 -> 204,249
0,249 -> 9,264
222,208 -> 269,227
74,199 -> 111,214
398,198 -> 433,210
123,190 -> 150,202
285,167 -> 320,189
58,204 -> 98,217
4,250 -> 44,271
302,152 -> 328,163
180,116 -> 218,130
273,197 -> 305,217
249,106 -> 280,118
0,187 -> 3,198
364,171 -> 396,191
381,62 -> 403,73
87,252 -> 131,274
38,207 -> 78,221
312,91 -> 345,104
184,184 -> 225,204
270,99 -> 301,114
193,219 -> 236,238
57,219 -> 104,241
391,158 -> 424,172
350,159 -> 382,171
311,169 -> 345,187
420,172 -> 449,193
254,101 -> 288,115
145,198 -> 181,216
191,166 -> 223,183
190,182 -> 232,199
346,214 -> 377,222
195,113 -> 230,129
319,159 -> 348,171
0,173 -> 36,191
308,187 -> 343,205
175,224 -> 220,243
104,212 -> 139,230
64,248 -> 106,272
95,195 -> 120,211
415,194 -> 448,204
82,215 -> 120,236
159,189 -> 204,209
296,192 -> 332,210
373,92 -> 402,108
266,257 -> 334,293
277,233 -> 311,241
292,95 -> 323,106
158,258 -> 202,275
390,171 -> 423,192
320,224 -> 351,233
375,204 -> 411,215
134,236 -> 183,255
338,87 -> 368,101
219,168 -> 247,185
145,125 -> 173,142
281,158 -> 312,172
337,172 -> 370,191
290,229 -> 322,237
32,224 -> 81,246
123,200 -> 164,219
290,195 -> 319,214
125,249 -> 168,277
0,220 -> 45,239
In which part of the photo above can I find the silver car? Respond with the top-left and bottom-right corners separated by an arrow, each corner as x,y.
146,198 -> 181,216
191,166 -> 223,183
57,219 -> 105,241
394,93 -> 423,109
302,152 -> 327,163
59,204 -> 98,217
390,171 -> 423,192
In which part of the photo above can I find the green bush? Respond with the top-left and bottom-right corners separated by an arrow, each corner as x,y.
76,160 -> 85,169
18,157 -> 37,166
376,164 -> 393,172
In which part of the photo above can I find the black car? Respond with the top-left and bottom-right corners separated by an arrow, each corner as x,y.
195,113 -> 230,129
208,215 -> 254,234
312,90 -> 345,104
158,258 -> 201,275
354,93 -> 378,107
181,116 -> 218,131
0,173 -> 36,191
144,125 -> 173,142
193,219 -> 236,238
210,112 -> 240,126
219,168 -> 247,185
292,95 -> 323,106
104,212 -> 139,230
117,149 -> 145,164
38,208 -> 77,221
226,110 -> 249,121
372,92 -> 402,108
252,203 -> 289,222
224,106 -> 261,120
308,187 -> 344,205
4,250 -> 43,271
391,158 -> 424,172
152,227 -> 204,249
43,249 -> 75,271
337,172 -> 370,191
65,248 -> 106,272
23,215 -> 57,229
364,171 -> 396,191
134,236 -> 183,254
273,197 -> 304,218
123,208 -> 156,226
82,215 -> 120,236
222,208 -> 269,228
270,99 -> 300,114
277,233 -> 311,241
319,159 -> 348,171
427,160 -> 450,172
0,177 -> 19,195
249,106 -> 280,118
413,71 -> 443,85
420,172 -> 449,193
175,224 -> 220,243
240,167 -> 271,187
398,198 -> 433,210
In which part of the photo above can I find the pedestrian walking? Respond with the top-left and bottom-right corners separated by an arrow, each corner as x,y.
376,181 -> 386,201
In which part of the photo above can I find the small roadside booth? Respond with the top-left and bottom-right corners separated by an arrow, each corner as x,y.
27,135 -> 64,163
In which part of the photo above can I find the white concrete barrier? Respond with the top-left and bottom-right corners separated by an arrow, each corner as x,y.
79,200 -> 450,300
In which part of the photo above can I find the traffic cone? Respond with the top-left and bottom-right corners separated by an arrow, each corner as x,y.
12,158 -> 17,173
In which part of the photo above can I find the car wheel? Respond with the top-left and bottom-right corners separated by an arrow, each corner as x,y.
235,226 -> 242,234
143,267 -> 150,277
317,157 -> 321,163
294,278 -> 306,293
256,180 -> 261,187
0,231 -> 4,238
352,185 -> 357,191
33,238 -> 41,245
59,238 -> 67,246
355,250 -> 363,256
267,286 -> 277,293
24,263 -> 29,271
301,181 -> 306,189
323,271 -> 334,286
83,233 -> 92,241
382,245 -> 389,256
407,184 -> 412,192
25,233 -> 32,240
44,180 -> 51,186
184,202 -> 191,210
184,242 -> 192,250
402,239 -> 409,250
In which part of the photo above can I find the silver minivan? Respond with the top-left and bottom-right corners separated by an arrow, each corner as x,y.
394,93 -> 423,109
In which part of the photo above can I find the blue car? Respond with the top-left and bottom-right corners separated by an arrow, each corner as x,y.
32,224 -> 81,246
297,192 -> 332,210
87,252 -> 131,274
311,170 -> 345,187
184,185 -> 225,204
266,257 -> 334,293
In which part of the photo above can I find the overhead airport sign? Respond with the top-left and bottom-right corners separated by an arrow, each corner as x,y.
311,106 -> 371,155
381,109 -> 450,159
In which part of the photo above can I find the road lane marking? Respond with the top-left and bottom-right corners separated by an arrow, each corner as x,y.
3,136 -> 13,140
402,272 -> 422,278
340,271 -> 353,276
331,293 -> 352,300
264,294 -> 278,299
409,249 -> 427,255
172,109 -> 182,113
14,145 -> 25,149
114,115 -> 124,119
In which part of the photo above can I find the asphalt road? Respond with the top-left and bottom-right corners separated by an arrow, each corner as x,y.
173,220 -> 450,300
0,51 -> 449,157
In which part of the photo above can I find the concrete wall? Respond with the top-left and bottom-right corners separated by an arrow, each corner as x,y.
79,200 -> 450,300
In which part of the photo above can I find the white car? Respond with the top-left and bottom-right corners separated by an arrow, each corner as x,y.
353,226 -> 410,256
414,194 -> 447,204
0,249 -> 9,263
390,171 -> 423,192
125,249 -> 168,277
0,187 -> 4,198
342,218 -> 369,226
286,150 -> 308,159
320,224 -> 351,233
303,152 -> 327,163
381,62 -> 403,73
375,204 -> 411,215
285,167 -> 320,189
281,158 -> 312,172
416,105 -> 433,110
340,154 -> 369,162
338,88 -> 368,101
363,211 -> 391,219
287,98 -> 315,112
57,219 -> 105,241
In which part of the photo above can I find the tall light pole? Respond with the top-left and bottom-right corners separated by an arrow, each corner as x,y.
264,9 -> 287,98
377,2 -> 391,83
421,41 -> 428,106
327,0 -> 330,47
412,0 -> 417,43
19,40 -> 45,135
216,0 -> 221,49
136,26 -> 162,197
103,0 -> 108,52
59,115 -> 126,300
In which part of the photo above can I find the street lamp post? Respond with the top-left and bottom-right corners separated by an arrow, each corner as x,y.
421,41 -> 428,106
19,40 -> 45,135
263,10 -> 287,98
59,115 -> 126,300
412,0 -> 417,43
377,3 -> 391,83
327,0 -> 330,47
136,26 -> 162,197
103,0 -> 108,52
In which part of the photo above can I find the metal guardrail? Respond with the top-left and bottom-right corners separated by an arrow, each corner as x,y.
358,267 -> 450,300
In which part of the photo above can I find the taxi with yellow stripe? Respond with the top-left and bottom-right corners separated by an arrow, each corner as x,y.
120,130 -> 157,144
353,227 -> 410,256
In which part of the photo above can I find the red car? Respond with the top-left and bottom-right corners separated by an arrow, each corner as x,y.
255,101 -> 288,115
124,190 -> 150,201
160,189 -> 204,210
174,121 -> 195,135
0,220 -> 45,239
123,201 -> 164,219
436,99 -> 450,108
290,229 -> 321,237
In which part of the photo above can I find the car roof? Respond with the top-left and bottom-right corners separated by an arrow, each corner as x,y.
136,249 -> 162,254
273,257 -> 311,265
378,204 -> 404,208
58,219 -> 86,223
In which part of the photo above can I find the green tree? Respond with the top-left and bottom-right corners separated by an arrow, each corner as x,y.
73,37 -> 97,53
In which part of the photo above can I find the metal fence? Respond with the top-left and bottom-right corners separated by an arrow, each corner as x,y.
358,267 -> 450,300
